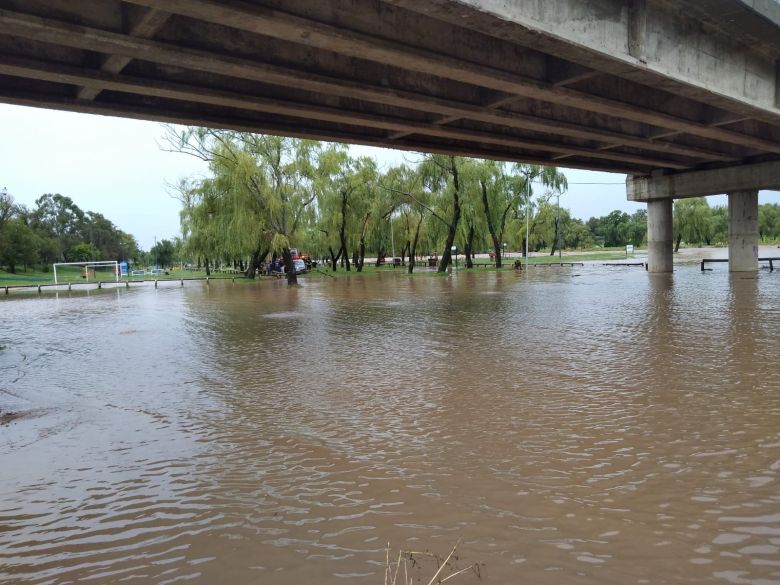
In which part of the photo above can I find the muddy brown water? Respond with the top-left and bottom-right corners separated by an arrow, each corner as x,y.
1,266 -> 779,584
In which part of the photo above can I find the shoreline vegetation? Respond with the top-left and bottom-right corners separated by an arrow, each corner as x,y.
3,245 -> 779,290
4,141 -> 780,289
1,249 -> 633,288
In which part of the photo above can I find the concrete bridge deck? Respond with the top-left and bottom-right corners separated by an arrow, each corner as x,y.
0,0 -> 779,271
1,0 -> 779,176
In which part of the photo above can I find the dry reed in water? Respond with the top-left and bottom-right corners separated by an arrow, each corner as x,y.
384,540 -> 482,585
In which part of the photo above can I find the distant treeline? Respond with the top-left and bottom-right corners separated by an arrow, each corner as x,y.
0,190 -> 141,274
670,198 -> 780,251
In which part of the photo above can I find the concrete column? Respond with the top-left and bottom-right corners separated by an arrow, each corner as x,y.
647,198 -> 673,273
728,190 -> 759,272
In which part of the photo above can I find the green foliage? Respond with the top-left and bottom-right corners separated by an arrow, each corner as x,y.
66,242 -> 100,262
150,239 -> 176,268
674,198 -> 712,249
0,189 -> 139,273
586,209 -> 647,248
0,217 -> 40,273
759,203 -> 780,241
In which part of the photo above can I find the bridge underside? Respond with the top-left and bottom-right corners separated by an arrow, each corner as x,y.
1,0 -> 780,177
2,0 -> 780,274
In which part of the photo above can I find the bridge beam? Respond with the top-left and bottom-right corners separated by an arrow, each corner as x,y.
626,161 -> 780,201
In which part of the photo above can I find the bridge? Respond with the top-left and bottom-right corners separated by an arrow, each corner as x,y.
1,0 -> 779,272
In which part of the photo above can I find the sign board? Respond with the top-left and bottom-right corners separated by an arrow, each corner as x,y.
626,244 -> 634,255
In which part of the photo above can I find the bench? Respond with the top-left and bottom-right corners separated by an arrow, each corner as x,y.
701,257 -> 778,271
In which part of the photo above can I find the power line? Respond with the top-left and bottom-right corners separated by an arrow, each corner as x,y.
531,180 -> 625,185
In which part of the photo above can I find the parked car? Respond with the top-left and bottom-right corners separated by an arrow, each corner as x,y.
293,258 -> 307,274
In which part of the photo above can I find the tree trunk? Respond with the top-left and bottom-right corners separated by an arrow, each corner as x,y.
675,234 -> 682,253
408,212 -> 423,275
464,224 -> 475,268
339,191 -> 350,271
480,180 -> 503,268
245,248 -> 267,278
375,246 -> 385,267
282,247 -> 298,285
356,239 -> 366,272
438,157 -> 462,273
550,217 -> 560,256
205,258 -> 211,276
328,246 -> 341,271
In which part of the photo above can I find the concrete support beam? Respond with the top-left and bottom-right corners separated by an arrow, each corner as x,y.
119,0 -> 780,154
628,0 -> 648,63
776,60 -> 780,108
76,8 -> 170,101
647,198 -> 674,273
627,160 -> 780,201
728,190 -> 759,272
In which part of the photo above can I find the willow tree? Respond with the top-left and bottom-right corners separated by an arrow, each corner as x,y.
347,158 -> 386,272
673,197 -> 712,251
313,147 -> 349,271
416,155 -> 468,273
457,163 -> 488,269
479,161 -> 525,267
382,164 -> 429,273
512,164 -> 568,257
314,152 -> 379,272
164,128 -> 329,285
176,177 -> 234,275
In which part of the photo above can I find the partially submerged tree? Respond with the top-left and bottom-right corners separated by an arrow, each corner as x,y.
163,128 -> 332,285
673,197 -> 712,251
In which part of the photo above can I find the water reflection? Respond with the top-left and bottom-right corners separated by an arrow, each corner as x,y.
1,267 -> 779,584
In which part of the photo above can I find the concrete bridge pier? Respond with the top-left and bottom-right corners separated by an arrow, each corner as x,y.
728,190 -> 759,272
646,199 -> 673,273
628,162 -> 780,274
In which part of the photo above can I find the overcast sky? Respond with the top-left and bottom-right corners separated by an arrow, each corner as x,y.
1,103 -> 777,250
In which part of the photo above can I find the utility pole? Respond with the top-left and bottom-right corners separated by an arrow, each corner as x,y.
557,192 -> 562,261
524,180 -> 531,270
390,217 -> 395,259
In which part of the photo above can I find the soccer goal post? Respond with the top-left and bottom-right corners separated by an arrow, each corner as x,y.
53,261 -> 120,285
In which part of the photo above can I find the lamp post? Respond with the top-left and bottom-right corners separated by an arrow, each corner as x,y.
556,192 -> 562,261
524,180 -> 531,270
390,215 -> 395,260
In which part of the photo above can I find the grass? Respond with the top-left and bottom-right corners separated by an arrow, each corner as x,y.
384,541 -> 481,585
525,251 -> 644,264
308,250 -> 644,277
0,266 -> 243,287
2,250 -> 647,287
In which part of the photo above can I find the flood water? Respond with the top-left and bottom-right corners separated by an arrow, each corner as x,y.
1,265 -> 779,584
